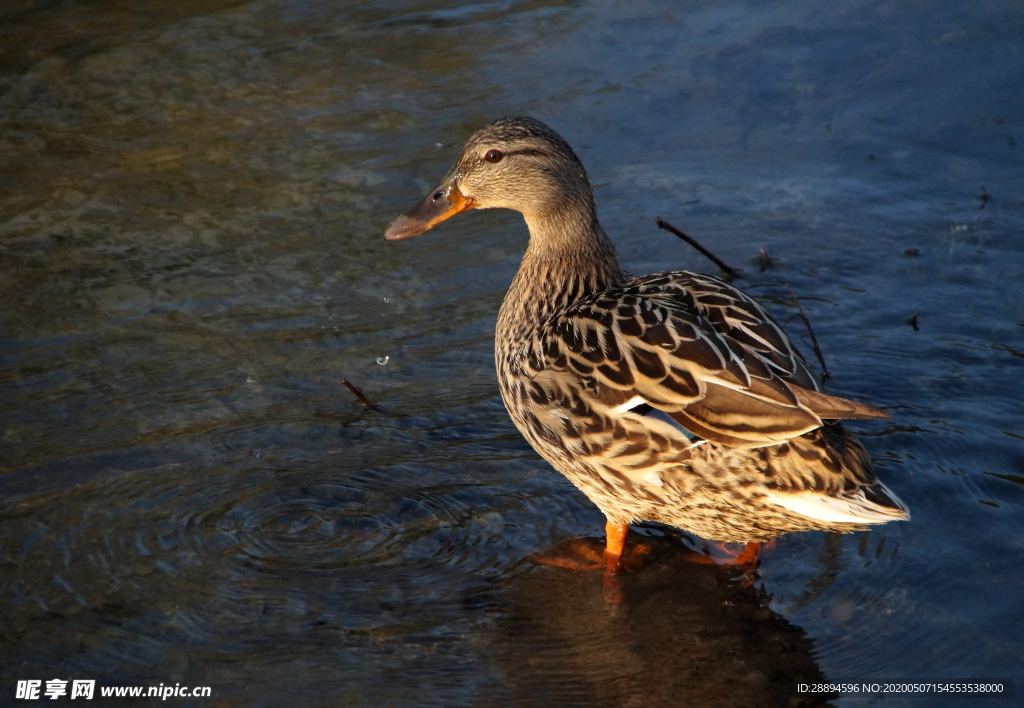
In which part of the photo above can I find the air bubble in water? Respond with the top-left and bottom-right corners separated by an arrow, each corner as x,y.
376,355 -> 389,366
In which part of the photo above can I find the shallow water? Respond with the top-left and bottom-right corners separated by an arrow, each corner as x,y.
1,0 -> 1022,705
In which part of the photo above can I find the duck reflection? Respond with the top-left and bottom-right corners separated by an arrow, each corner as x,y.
493,533 -> 835,708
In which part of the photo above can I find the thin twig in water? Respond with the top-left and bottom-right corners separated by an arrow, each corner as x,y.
655,217 -> 738,277
342,377 -> 382,412
756,247 -> 778,273
785,284 -> 830,380
978,187 -> 991,211
908,312 -> 920,331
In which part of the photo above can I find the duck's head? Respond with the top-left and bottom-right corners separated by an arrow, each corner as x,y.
384,117 -> 595,241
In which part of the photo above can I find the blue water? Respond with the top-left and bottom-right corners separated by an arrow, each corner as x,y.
1,0 -> 1022,705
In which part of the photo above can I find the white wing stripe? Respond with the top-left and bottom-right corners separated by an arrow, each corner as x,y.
609,396 -> 647,415
763,489 -> 906,524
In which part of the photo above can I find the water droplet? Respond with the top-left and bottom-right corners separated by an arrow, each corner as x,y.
376,355 -> 389,366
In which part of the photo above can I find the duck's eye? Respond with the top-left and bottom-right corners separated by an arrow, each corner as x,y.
484,149 -> 503,163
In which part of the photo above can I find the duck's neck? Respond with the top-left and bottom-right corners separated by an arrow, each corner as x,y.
497,206 -> 627,346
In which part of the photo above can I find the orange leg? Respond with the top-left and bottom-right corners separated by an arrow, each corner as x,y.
734,542 -> 761,567
603,521 -> 629,574
601,521 -> 654,602
601,521 -> 628,604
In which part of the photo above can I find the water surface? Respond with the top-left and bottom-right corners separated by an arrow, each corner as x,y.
1,0 -> 1022,705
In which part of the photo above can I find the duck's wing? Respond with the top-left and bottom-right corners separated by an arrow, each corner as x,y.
759,425 -> 910,523
529,271 -> 889,449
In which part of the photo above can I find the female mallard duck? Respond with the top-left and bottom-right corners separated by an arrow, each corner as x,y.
385,117 -> 909,574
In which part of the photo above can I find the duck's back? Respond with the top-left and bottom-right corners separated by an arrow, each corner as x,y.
495,268 -> 908,542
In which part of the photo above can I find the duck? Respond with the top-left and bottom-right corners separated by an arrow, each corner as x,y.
385,116 -> 909,575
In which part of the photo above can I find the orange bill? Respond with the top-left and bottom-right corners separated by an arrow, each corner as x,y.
384,179 -> 476,241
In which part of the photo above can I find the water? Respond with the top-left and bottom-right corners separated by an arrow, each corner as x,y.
1,0 -> 1022,705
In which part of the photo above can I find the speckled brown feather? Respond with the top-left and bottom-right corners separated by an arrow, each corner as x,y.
496,265 -> 906,538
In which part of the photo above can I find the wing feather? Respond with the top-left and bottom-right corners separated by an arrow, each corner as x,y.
532,271 -> 887,448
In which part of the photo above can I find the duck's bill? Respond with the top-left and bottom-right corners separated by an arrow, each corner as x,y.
384,181 -> 476,241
